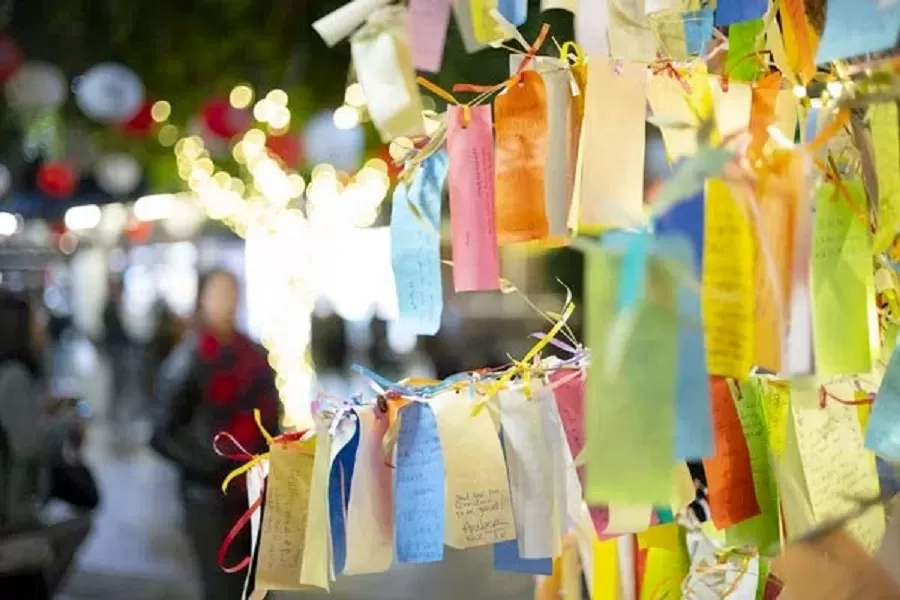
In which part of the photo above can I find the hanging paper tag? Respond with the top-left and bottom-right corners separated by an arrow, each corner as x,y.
469,0 -> 506,42
572,58 -> 646,231
714,0 -> 767,27
779,0 -> 820,83
575,0 -> 610,56
494,71 -> 550,245
391,150 -> 449,335
254,441 -> 316,592
350,7 -> 426,142
584,236 -> 677,505
709,78 -> 752,148
447,104 -> 501,292
409,0 -> 453,73
497,0 -> 527,24
499,387 -> 559,559
726,19 -> 766,82
312,0 -> 393,47
812,180 -> 875,376
327,414 -> 360,576
702,376 -> 761,529
606,0 -> 659,60
866,349 -> 900,460
816,0 -> 900,64
432,391 -> 516,549
395,401 -> 445,563
646,69 -> 701,163
494,539 -> 554,574
724,379 -> 780,551
792,378 -> 885,552
299,430 -> 331,590
510,55 -> 572,245
242,460 -> 268,599
452,0 -> 489,53
343,406 -> 395,575
872,102 -> 900,254
682,8 -> 714,56
702,178 -> 755,378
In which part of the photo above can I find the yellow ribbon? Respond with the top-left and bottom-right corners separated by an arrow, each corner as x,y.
472,300 -> 576,416
221,408 -> 276,494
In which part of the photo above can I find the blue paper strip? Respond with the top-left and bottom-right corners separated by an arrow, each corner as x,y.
395,402 -> 445,563
657,235 -> 713,460
328,414 -> 360,576
654,189 -> 704,276
816,0 -> 900,64
390,150 -> 449,336
714,0 -> 767,27
617,230 -> 653,312
497,0 -> 527,25
493,540 -> 553,575
866,347 -> 900,459
683,9 -> 715,55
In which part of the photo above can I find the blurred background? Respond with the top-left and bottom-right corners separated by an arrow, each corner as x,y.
0,1 -> 669,598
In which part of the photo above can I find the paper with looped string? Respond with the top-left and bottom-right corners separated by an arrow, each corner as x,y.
791,378 -> 885,553
584,235 -> 677,506
494,70 -> 550,245
447,104 -> 501,292
253,441 -> 315,593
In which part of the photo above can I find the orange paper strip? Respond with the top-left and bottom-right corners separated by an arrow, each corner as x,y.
494,71 -> 550,244
702,376 -> 761,529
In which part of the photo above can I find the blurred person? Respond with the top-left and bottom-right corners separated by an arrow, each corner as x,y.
0,291 -> 98,598
147,297 -> 185,404
99,277 -> 133,425
151,269 -> 280,600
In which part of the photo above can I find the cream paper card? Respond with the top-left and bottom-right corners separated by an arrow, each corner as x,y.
431,391 -> 516,548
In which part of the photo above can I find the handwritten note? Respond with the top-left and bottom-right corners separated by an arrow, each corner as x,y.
395,401 -> 445,563
702,178 -> 755,378
872,101 -> 900,254
494,71 -> 550,244
539,384 -> 585,539
391,150 -> 448,335
759,380 -> 790,459
606,0 -> 659,60
714,0 -> 767,26
725,379 -> 780,551
510,55 -> 572,244
792,378 -> 885,552
647,69 -> 699,162
409,0 -> 452,73
255,441 -> 316,591
447,104 -> 501,292
499,387 -> 558,559
343,407 -> 394,575
702,376 -> 761,529
573,58 -> 646,230
432,391 -> 516,548
867,349 -> 900,460
584,239 -> 677,505
710,78 -> 752,150
812,180 -> 875,376
299,430 -> 331,590
816,0 -> 900,64
350,12 -> 425,141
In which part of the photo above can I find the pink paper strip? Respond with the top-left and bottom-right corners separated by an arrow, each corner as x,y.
550,369 -> 614,538
409,0 -> 452,73
447,104 -> 501,292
